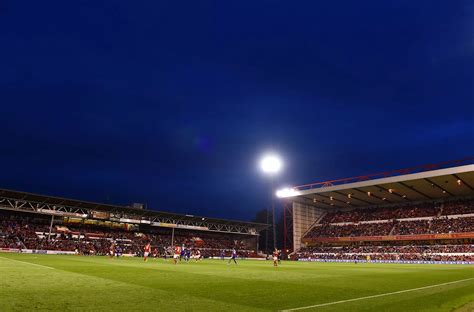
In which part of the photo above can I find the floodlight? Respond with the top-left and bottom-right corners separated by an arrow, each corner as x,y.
276,188 -> 301,198
260,154 -> 282,174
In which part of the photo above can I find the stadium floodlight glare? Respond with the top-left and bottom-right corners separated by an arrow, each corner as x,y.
276,188 -> 301,198
260,154 -> 282,175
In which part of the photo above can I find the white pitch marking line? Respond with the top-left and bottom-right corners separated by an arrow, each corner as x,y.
281,277 -> 474,311
0,256 -> 55,270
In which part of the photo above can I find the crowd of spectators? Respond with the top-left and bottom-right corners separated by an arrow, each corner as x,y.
296,252 -> 474,262
320,199 -> 473,224
299,199 -> 474,263
0,211 -> 256,257
306,216 -> 474,239
305,222 -> 394,238
440,201 -> 474,216
306,199 -> 474,239
392,220 -> 430,235
298,244 -> 474,254
321,203 -> 439,223
430,217 -> 474,234
296,243 -> 474,262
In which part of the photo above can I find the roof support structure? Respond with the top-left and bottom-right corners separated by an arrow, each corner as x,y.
283,201 -> 293,253
425,178 -> 453,196
377,185 -> 409,201
398,181 -> 433,200
333,191 -> 373,205
453,174 -> 474,191
316,193 -> 359,208
353,188 -> 387,203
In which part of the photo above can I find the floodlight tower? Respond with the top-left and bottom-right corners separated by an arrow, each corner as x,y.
260,154 -> 282,252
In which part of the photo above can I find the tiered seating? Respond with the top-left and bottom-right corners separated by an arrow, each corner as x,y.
320,203 -> 439,223
392,220 -> 430,235
300,199 -> 474,263
430,217 -> 474,234
441,201 -> 474,215
299,244 -> 474,254
307,200 -> 474,239
320,200 -> 474,224
305,222 -> 393,238
0,211 -> 256,257
297,242 -> 474,262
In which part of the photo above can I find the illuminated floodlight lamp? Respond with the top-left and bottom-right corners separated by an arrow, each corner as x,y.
260,154 -> 283,175
276,188 -> 301,198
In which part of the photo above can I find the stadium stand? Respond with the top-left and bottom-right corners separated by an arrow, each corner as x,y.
304,200 -> 474,238
297,199 -> 474,262
0,189 -> 267,259
0,209 -> 261,258
279,160 -> 474,264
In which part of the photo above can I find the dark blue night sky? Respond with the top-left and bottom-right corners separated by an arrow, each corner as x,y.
0,1 -> 473,220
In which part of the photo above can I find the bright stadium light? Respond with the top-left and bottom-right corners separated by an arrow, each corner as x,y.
260,154 -> 282,175
276,188 -> 300,198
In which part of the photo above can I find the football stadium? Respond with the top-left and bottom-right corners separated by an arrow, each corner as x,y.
2,1 -> 474,312
1,159 -> 473,311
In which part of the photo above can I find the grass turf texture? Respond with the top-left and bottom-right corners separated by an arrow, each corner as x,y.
0,254 -> 473,312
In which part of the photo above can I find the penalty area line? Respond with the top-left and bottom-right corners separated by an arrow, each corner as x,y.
0,255 -> 55,270
281,277 -> 474,311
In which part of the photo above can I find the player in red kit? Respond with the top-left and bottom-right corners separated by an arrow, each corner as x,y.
194,249 -> 201,262
144,242 -> 151,262
273,248 -> 279,267
109,243 -> 115,259
173,245 -> 181,264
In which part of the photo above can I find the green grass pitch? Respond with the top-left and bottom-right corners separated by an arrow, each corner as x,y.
0,253 -> 473,311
